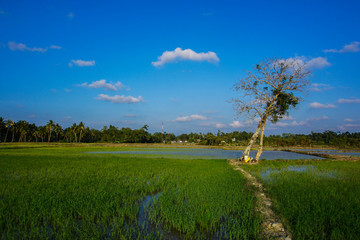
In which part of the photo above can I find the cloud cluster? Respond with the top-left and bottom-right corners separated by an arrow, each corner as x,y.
274,120 -> 307,127
284,56 -> 331,70
309,102 -> 336,109
174,114 -> 207,122
229,121 -> 245,128
97,94 -> 145,103
338,98 -> 360,104
323,41 -> 360,53
307,116 -> 329,121
152,47 -> 219,67
309,83 -> 333,92
200,122 -> 227,128
8,41 -> 61,53
79,79 -> 124,91
69,59 -> 95,67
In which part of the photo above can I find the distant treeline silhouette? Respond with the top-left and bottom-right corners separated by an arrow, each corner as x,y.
0,117 -> 359,148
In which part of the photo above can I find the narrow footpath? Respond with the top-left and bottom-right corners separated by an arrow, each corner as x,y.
229,160 -> 292,240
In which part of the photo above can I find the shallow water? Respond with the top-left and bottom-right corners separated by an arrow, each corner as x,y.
88,148 -> 323,160
293,149 -> 360,156
260,165 -> 336,183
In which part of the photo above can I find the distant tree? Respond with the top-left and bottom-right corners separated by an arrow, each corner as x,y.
46,120 -> 55,143
233,58 -> 311,162
78,122 -> 85,143
4,120 -> 14,143
71,123 -> 78,143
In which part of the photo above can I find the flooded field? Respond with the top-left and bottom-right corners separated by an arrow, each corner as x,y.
294,148 -> 360,156
88,148 -> 323,160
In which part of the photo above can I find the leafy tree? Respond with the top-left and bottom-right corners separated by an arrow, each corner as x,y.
233,58 -> 311,162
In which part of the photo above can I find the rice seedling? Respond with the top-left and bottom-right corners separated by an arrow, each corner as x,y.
242,159 -> 360,239
0,144 -> 260,239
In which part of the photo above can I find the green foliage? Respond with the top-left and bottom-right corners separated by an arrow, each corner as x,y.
243,160 -> 360,240
0,145 -> 260,239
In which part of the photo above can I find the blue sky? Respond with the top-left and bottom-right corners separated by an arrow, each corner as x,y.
1,0 -> 360,135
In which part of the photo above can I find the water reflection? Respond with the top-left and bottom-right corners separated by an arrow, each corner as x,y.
88,148 -> 323,160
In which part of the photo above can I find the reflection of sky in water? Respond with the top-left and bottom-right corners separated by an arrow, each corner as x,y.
260,165 -> 336,183
87,148 -> 323,160
294,149 -> 360,156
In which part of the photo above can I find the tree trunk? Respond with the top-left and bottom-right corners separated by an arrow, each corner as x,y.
255,118 -> 267,161
48,130 -> 51,143
240,118 -> 265,161
4,128 -> 9,143
11,130 -> 15,142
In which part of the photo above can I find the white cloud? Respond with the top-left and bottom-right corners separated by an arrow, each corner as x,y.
309,102 -> 336,109
65,88 -> 72,92
174,114 -> 207,122
64,116 -> 72,120
309,83 -> 333,92
79,79 -> 125,91
339,123 -> 360,131
344,118 -> 355,122
307,116 -> 329,121
274,120 -> 307,127
50,88 -> 57,92
124,114 -> 136,117
278,115 -> 294,121
152,47 -> 219,67
97,94 -> 145,103
28,115 -> 36,119
323,41 -> 360,53
200,122 -> 227,128
8,41 -> 48,53
284,56 -> 331,70
229,121 -> 245,128
337,98 -> 360,104
305,57 -> 331,69
69,59 -> 95,67
50,45 -> 62,49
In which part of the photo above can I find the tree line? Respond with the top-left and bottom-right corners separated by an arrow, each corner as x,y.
0,117 -> 359,148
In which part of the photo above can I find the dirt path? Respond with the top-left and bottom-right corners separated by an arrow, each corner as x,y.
229,160 -> 291,240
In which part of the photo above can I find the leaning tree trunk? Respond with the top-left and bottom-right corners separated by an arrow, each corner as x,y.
240,118 -> 266,161
255,118 -> 267,161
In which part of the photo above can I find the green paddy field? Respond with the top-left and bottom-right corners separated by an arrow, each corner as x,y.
0,144 -> 359,239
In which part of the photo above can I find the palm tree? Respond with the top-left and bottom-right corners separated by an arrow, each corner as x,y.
71,123 -> 78,143
46,120 -> 54,143
78,122 -> 85,143
53,123 -> 62,142
17,121 -> 29,142
33,130 -> 41,143
0,117 -> 4,142
39,126 -> 46,142
4,120 -> 14,143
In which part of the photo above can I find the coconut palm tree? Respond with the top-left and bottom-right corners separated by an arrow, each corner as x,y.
4,120 -> 14,143
71,123 -> 78,143
46,120 -> 54,143
78,122 -> 85,143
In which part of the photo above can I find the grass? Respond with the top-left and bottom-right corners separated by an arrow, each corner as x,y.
242,159 -> 360,240
0,143 -> 260,239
